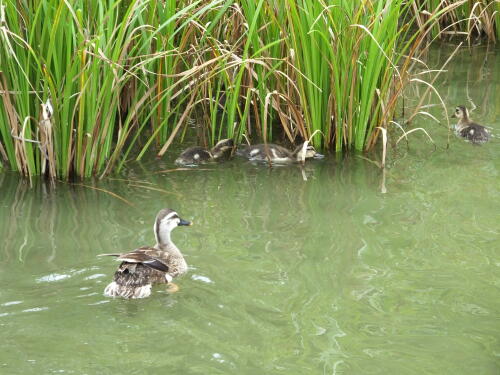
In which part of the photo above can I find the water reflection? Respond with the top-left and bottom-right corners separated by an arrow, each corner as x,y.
0,45 -> 499,375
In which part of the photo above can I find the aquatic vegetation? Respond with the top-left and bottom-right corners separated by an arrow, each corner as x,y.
0,0 -> 497,179
0,0 -> 211,179
411,0 -> 499,42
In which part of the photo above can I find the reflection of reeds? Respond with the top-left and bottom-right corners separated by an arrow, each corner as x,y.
0,175 -> 145,264
0,1 -> 496,179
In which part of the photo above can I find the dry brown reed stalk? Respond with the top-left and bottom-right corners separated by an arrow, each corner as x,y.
126,184 -> 183,197
38,100 -> 56,179
157,90 -> 197,157
74,183 -> 135,207
0,138 -> 7,163
395,127 -> 436,148
413,0 -> 498,44
0,74 -> 24,172
405,42 -> 462,148
3,0 -> 494,179
154,168 -> 214,173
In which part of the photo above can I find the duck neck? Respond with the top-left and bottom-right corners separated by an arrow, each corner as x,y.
155,232 -> 170,246
293,143 -> 307,162
456,118 -> 469,131
456,109 -> 471,130
157,241 -> 183,257
154,224 -> 174,249
155,229 -> 184,257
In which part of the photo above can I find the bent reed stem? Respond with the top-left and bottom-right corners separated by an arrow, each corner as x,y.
0,0 -> 497,179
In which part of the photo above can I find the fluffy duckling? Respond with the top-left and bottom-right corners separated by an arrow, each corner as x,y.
175,138 -> 234,166
100,208 -> 192,298
451,105 -> 490,144
236,142 -> 324,164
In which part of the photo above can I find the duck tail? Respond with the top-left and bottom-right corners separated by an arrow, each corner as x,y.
103,281 -> 152,299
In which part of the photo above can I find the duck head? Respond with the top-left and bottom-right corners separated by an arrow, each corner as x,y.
451,105 -> 468,120
154,208 -> 192,246
295,142 -> 324,162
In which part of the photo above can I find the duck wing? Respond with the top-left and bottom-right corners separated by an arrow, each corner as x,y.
460,123 -> 490,144
244,144 -> 293,161
99,247 -> 169,273
175,147 -> 212,165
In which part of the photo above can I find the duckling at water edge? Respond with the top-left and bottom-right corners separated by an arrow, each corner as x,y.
175,138 -> 234,166
451,105 -> 490,144
236,142 -> 324,164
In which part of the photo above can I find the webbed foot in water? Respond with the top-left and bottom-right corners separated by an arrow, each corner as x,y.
166,282 -> 179,293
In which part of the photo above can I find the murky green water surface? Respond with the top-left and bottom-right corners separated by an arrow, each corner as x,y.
0,46 -> 499,374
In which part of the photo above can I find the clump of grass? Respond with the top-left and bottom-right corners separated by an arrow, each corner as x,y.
0,0 -> 219,179
0,0 -> 496,180
168,0 -> 443,154
411,0 -> 499,42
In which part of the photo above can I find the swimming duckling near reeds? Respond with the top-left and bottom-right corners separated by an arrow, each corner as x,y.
451,105 -> 490,144
175,138 -> 234,166
236,141 -> 324,164
99,208 -> 192,298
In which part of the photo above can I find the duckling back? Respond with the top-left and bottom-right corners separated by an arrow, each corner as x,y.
236,142 -> 324,163
457,124 -> 490,144
175,139 -> 234,166
211,138 -> 234,159
452,105 -> 490,144
236,143 -> 294,163
175,147 -> 212,166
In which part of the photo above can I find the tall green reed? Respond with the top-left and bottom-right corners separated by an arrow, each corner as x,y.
412,0 -> 499,42
0,0 -> 220,179
0,0 -> 496,180
186,0 -> 417,152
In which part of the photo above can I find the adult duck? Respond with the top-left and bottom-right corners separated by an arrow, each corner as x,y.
100,208 -> 192,298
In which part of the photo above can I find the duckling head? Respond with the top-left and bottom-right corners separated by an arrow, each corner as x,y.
211,138 -> 234,159
295,142 -> 324,162
154,208 -> 192,246
305,145 -> 324,159
451,105 -> 468,120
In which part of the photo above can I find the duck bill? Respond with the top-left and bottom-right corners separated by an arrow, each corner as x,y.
313,153 -> 325,159
178,218 -> 192,226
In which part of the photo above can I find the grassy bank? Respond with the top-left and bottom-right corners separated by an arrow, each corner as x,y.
0,0 -> 497,179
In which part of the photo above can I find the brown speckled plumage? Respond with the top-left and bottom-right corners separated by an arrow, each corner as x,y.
100,208 -> 191,299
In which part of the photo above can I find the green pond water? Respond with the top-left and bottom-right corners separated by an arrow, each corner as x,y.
0,45 -> 499,374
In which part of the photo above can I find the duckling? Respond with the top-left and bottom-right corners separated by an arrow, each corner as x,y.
451,105 -> 490,144
175,138 -> 234,166
99,208 -> 192,298
236,142 -> 324,164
